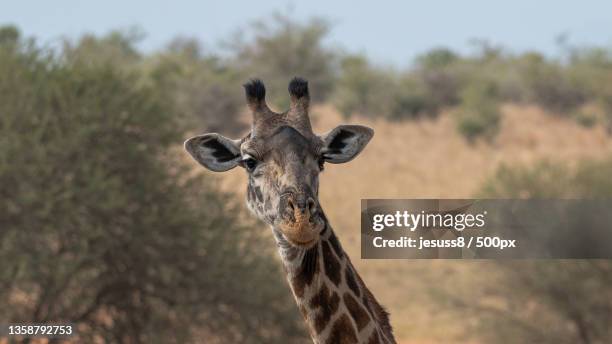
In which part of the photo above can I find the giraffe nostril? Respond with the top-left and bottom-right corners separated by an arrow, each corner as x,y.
281,192 -> 316,219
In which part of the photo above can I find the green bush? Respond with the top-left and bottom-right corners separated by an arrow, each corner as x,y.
479,157 -> 612,199
455,78 -> 501,142
332,54 -> 396,118
388,77 -> 432,120
479,161 -> 572,198
591,71 -> 612,133
335,52 -> 451,121
407,47 -> 465,116
0,28 -> 305,343
416,47 -> 459,69
519,53 -> 587,114
572,111 -> 598,128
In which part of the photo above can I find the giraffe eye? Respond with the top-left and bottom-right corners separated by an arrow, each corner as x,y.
242,157 -> 258,172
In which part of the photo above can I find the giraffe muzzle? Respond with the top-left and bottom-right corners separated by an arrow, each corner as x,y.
277,192 -> 324,246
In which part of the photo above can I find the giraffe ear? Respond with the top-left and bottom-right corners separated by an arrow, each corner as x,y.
184,133 -> 241,172
320,125 -> 374,164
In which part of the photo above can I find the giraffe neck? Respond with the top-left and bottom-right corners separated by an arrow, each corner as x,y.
272,218 -> 395,344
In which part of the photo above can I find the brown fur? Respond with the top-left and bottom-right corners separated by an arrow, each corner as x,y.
322,240 -> 342,286
367,330 -> 382,344
291,244 -> 319,298
310,284 -> 341,333
345,265 -> 361,297
326,314 -> 358,344
343,292 -> 371,331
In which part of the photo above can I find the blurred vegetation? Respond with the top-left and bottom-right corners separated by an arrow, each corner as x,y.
227,13 -> 336,110
440,260 -> 612,344
454,159 -> 612,344
479,157 -> 612,198
150,38 -> 246,136
331,40 -> 612,141
454,78 -> 501,142
332,55 -> 396,119
15,13 -> 612,142
0,26 -> 306,343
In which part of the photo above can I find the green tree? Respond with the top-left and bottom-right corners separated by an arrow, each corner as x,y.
148,38 -> 246,136
455,78 -> 501,142
62,29 -> 143,67
229,12 -> 336,109
332,54 -> 396,118
0,27 -> 306,343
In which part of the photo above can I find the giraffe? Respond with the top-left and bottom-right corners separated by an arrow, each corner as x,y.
184,78 -> 396,344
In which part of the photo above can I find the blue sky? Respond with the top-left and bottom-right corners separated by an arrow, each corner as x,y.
2,0 -> 611,66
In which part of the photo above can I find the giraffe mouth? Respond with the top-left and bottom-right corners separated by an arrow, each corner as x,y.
285,236 -> 316,247
277,215 -> 324,248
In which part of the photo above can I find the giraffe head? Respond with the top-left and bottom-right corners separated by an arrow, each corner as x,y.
185,78 -> 373,248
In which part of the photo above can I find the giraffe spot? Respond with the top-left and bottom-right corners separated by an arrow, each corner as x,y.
310,284 -> 340,333
326,314 -> 358,344
345,266 -> 360,297
362,293 -> 374,317
322,241 -> 342,286
343,293 -> 371,331
367,330 -> 381,344
291,243 -> 319,297
361,288 -> 394,340
328,231 -> 344,258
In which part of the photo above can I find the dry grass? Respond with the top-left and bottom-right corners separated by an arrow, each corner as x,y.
187,104 -> 612,343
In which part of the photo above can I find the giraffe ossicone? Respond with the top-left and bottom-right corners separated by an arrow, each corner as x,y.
185,78 -> 396,344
